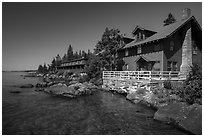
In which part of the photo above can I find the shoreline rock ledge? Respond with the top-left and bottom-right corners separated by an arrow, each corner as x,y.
45,82 -> 98,98
154,102 -> 202,135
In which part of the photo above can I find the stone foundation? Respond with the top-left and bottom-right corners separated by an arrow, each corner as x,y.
102,79 -> 163,94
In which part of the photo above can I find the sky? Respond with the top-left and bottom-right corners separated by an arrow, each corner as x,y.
2,2 -> 202,71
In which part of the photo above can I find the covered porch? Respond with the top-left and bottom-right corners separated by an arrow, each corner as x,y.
135,56 -> 161,71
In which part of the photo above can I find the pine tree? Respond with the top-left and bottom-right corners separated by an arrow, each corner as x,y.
62,54 -> 67,62
51,58 -> 56,71
37,65 -> 44,73
79,50 -> 82,58
163,13 -> 176,26
43,63 -> 47,73
82,50 -> 87,58
87,49 -> 92,59
55,54 -> 62,66
94,27 -> 123,70
75,51 -> 79,59
67,44 -> 73,61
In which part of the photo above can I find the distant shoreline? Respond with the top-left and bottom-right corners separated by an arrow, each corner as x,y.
3,70 -> 37,72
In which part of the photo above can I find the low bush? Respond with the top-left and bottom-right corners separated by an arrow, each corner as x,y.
78,75 -> 90,83
182,64 -> 202,105
163,79 -> 172,89
89,78 -> 103,86
65,72 -> 74,77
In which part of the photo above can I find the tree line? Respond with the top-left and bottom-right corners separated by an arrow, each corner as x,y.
37,44 -> 93,73
38,13 -> 177,75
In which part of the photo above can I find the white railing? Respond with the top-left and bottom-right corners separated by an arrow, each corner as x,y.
103,71 -> 180,81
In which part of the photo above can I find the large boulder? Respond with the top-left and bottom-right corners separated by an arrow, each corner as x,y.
126,88 -> 149,102
46,82 -> 97,98
47,84 -> 76,98
20,84 -> 34,88
178,104 -> 202,135
154,102 -> 202,135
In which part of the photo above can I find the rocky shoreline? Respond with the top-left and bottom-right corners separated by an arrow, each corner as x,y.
105,82 -> 202,135
19,72 -> 201,135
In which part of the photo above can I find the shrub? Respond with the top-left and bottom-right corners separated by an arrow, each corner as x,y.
78,75 -> 90,83
182,64 -> 202,105
65,72 -> 74,77
89,78 -> 103,86
163,79 -> 172,89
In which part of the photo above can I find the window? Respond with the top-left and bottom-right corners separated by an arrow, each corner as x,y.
170,41 -> 174,51
167,61 -> 177,71
138,32 -> 141,40
193,46 -> 198,55
137,45 -> 142,54
137,34 -> 140,40
125,49 -> 129,56
167,61 -> 172,71
126,64 -> 129,70
142,34 -> 145,40
123,64 -> 129,70
172,62 -> 177,71
135,34 -> 138,41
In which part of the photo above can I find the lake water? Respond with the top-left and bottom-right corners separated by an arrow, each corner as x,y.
2,72 -> 189,135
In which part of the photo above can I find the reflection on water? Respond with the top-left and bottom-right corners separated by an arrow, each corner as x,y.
2,72 -> 189,135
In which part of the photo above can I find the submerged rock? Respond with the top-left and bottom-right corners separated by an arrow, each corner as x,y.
178,104 -> 202,135
20,84 -> 34,88
154,102 -> 202,135
10,91 -> 21,93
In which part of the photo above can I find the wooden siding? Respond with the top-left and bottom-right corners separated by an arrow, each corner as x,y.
123,51 -> 164,71
118,18 -> 202,72
118,40 -> 163,58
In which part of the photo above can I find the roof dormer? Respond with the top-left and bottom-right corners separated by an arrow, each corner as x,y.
132,26 -> 157,41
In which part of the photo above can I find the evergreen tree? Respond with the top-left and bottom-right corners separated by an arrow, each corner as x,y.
79,50 -> 82,58
55,54 -> 62,66
67,44 -> 74,61
87,49 -> 93,59
84,55 -> 102,79
51,58 -> 56,71
82,50 -> 87,58
37,65 -> 44,73
94,27 -> 123,70
62,54 -> 67,62
163,13 -> 176,26
43,63 -> 47,73
74,51 -> 79,59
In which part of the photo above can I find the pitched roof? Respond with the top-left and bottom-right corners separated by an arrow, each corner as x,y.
123,16 -> 201,49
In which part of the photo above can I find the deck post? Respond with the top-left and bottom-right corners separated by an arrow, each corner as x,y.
149,71 -> 152,81
169,71 -> 171,79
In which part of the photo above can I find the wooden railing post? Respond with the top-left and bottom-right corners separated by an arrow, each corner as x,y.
149,71 -> 152,81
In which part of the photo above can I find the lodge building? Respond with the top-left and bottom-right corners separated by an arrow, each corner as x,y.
117,8 -> 202,77
57,58 -> 88,73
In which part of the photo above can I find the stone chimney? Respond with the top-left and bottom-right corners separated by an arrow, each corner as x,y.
179,28 -> 192,79
182,8 -> 191,20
